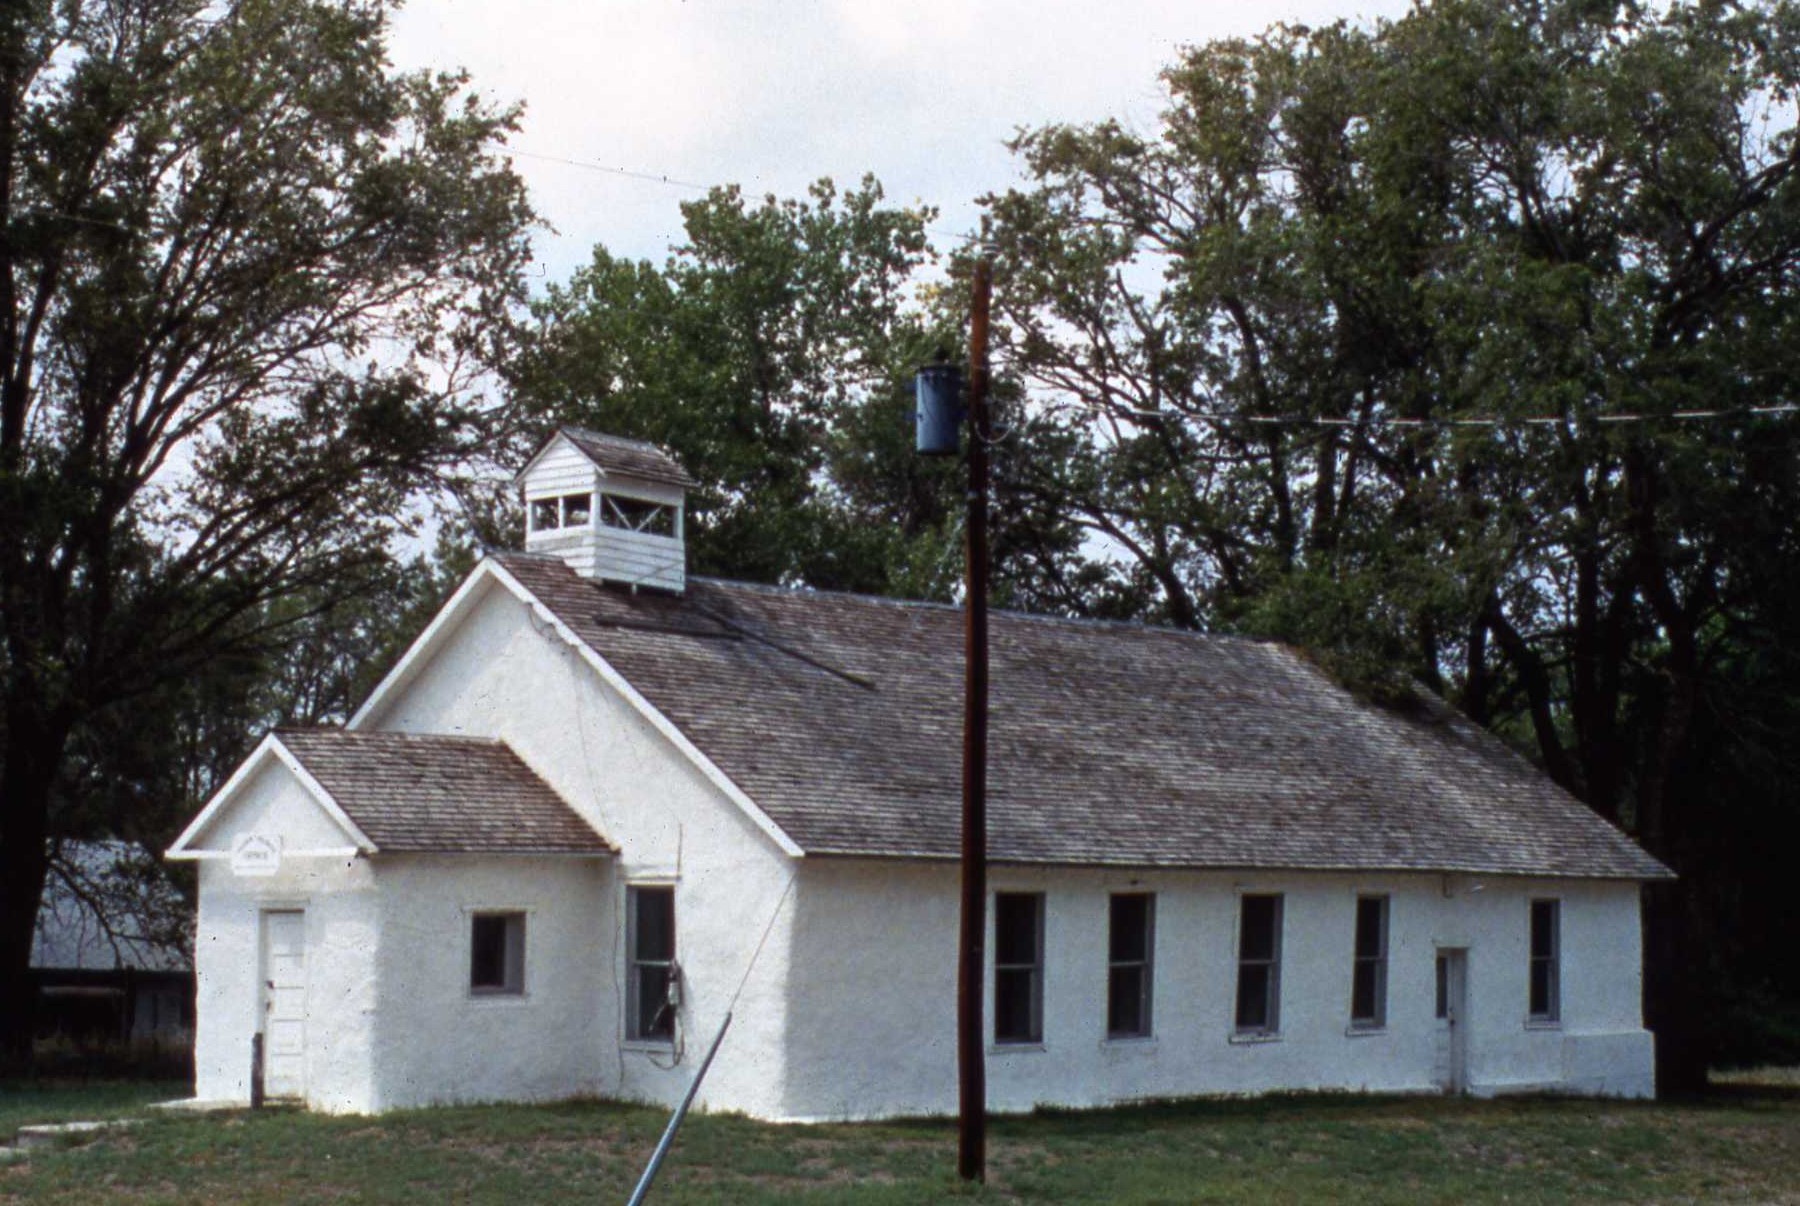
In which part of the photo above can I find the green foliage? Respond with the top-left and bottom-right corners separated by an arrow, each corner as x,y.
516,177 -> 1097,609
983,0 -> 1800,1074
0,0 -> 534,1054
516,177 -> 952,593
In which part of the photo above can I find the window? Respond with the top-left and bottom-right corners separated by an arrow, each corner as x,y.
1351,895 -> 1389,1029
1529,898 -> 1560,1023
470,912 -> 525,995
993,893 -> 1044,1045
1435,953 -> 1450,1020
1107,894 -> 1154,1039
599,493 -> 677,537
1235,894 -> 1283,1034
629,886 -> 677,1041
529,493 -> 595,532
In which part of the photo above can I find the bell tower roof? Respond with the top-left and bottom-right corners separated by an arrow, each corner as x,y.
516,426 -> 696,490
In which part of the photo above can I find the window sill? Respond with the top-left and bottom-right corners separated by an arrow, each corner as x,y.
1524,1018 -> 1562,1031
622,1039 -> 677,1054
1103,1034 -> 1157,1047
988,1042 -> 1046,1055
1345,1024 -> 1386,1038
1228,1031 -> 1282,1045
467,990 -> 529,1004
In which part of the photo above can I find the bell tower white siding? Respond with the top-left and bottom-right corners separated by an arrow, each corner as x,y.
519,430 -> 689,593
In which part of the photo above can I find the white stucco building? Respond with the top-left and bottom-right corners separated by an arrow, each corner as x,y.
168,428 -> 1671,1118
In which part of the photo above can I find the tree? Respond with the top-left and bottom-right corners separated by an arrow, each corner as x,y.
518,178 -> 1097,609
983,0 -> 1800,1087
515,177 -> 950,593
0,0 -> 533,1061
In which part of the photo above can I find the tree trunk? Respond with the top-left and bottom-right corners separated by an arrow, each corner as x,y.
1643,880 -> 1710,1096
0,720 -> 60,1070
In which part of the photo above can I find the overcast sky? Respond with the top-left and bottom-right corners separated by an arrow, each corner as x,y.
388,1 -> 1414,285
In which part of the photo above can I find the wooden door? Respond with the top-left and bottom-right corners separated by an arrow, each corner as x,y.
1435,948 -> 1469,1094
260,910 -> 307,1100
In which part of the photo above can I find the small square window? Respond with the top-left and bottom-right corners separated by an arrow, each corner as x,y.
529,498 -> 560,532
470,912 -> 525,995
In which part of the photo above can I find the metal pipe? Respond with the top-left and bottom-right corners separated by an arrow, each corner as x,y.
249,1032 -> 265,1110
957,258 -> 994,1184
626,1011 -> 733,1206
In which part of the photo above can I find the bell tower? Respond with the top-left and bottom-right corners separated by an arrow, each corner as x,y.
516,427 -> 695,592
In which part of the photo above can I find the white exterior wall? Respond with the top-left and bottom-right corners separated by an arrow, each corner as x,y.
357,579 -> 797,1117
188,762 -> 378,1112
778,861 -> 1652,1120
366,855 -> 612,1110
187,564 -> 1655,1120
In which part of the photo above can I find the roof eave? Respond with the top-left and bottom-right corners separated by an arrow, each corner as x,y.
793,847 -> 1672,880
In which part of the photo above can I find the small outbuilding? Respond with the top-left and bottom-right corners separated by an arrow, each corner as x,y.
34,840 -> 193,1053
169,428 -> 1671,1117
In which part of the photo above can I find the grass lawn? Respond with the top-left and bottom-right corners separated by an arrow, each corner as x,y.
0,1082 -> 186,1144
2,1080 -> 1796,1204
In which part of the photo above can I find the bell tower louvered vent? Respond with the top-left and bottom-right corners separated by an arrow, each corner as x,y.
516,428 -> 695,593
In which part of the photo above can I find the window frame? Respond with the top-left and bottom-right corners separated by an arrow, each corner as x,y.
598,492 -> 678,537
1106,893 -> 1155,1040
468,910 -> 526,997
1528,897 -> 1561,1025
627,885 -> 678,1043
1234,893 -> 1284,1037
992,891 -> 1045,1046
527,492 -> 596,533
1349,894 -> 1389,1031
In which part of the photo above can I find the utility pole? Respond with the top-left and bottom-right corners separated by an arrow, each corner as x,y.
912,257 -> 995,1184
957,259 -> 993,1183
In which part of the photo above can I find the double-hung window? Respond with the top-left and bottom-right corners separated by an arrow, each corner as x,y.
470,912 -> 525,995
1528,898 -> 1560,1023
993,893 -> 1044,1045
628,886 -> 677,1042
1350,895 -> 1389,1030
1235,894 -> 1283,1035
1107,894 -> 1154,1039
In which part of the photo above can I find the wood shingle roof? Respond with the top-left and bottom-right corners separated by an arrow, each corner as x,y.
494,553 -> 1670,880
275,730 -> 610,855
557,427 -> 699,488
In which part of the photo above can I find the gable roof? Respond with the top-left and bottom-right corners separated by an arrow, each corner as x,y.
267,730 -> 609,855
518,426 -> 698,489
490,553 -> 1670,881
36,840 -> 189,973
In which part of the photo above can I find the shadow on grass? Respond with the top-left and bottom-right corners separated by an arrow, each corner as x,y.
1690,1081 -> 1800,1110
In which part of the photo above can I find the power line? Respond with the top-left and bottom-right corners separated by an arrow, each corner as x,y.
508,149 -> 711,193
508,144 -> 986,246
1038,397 -> 1800,430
